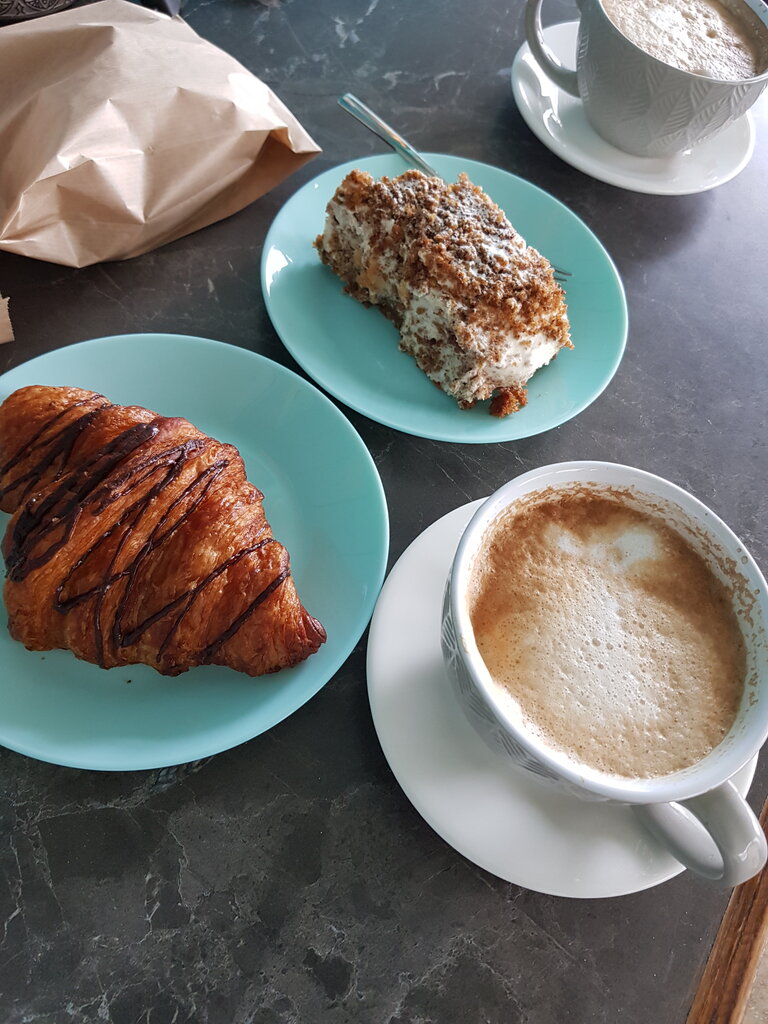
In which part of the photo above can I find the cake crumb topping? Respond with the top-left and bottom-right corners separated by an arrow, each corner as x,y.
314,168 -> 572,415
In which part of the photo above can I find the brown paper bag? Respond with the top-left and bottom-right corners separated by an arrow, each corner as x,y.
0,0 -> 320,267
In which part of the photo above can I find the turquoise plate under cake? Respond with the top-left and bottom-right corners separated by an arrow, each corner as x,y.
262,153 -> 628,444
0,334 -> 389,771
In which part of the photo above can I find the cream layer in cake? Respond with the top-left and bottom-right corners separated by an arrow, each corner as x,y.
314,169 -> 572,417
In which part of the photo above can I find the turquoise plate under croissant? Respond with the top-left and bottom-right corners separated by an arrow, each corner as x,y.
262,153 -> 628,443
0,334 -> 389,771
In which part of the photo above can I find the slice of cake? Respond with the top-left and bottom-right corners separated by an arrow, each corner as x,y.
314,169 -> 572,417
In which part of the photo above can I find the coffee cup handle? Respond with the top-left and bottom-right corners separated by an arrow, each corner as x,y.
632,781 -> 767,887
524,0 -> 581,98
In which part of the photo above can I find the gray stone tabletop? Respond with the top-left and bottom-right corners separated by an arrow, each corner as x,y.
1,0 -> 767,1021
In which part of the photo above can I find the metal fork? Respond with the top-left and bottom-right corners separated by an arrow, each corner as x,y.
337,92 -> 572,286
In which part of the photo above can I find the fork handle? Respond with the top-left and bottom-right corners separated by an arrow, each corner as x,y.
338,94 -> 439,177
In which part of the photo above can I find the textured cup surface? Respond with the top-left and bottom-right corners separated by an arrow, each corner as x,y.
441,462 -> 768,805
525,0 -> 768,156
580,0 -> 768,155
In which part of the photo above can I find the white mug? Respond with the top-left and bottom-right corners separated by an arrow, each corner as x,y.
525,0 -> 768,157
441,462 -> 768,887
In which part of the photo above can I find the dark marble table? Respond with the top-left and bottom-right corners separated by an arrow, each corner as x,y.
1,0 -> 767,1021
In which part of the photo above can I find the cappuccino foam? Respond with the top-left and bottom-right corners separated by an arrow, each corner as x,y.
603,0 -> 766,80
468,490 -> 746,779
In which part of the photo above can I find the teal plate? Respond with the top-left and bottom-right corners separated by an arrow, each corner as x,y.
262,154 -> 628,443
0,334 -> 389,771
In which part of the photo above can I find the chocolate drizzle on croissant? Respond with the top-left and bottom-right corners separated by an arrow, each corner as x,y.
0,386 -> 326,677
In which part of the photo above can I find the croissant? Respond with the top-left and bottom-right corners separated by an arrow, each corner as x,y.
0,385 -> 326,677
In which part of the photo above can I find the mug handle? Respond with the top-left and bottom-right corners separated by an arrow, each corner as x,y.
524,0 -> 580,98
632,781 -> 767,888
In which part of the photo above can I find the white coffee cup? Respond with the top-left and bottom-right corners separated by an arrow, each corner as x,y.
525,0 -> 768,157
441,462 -> 768,887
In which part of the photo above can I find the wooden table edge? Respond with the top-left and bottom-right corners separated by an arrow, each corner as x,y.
687,798 -> 768,1024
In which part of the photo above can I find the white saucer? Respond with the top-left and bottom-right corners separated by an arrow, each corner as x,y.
366,500 -> 757,898
511,21 -> 756,195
